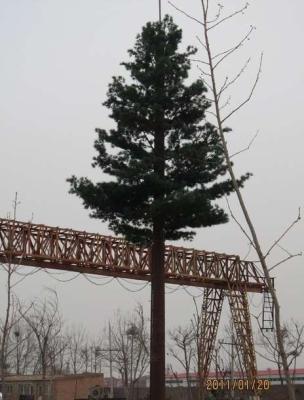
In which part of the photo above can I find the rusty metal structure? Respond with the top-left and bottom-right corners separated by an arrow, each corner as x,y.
0,217 -> 273,392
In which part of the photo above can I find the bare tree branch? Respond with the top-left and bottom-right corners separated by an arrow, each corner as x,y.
168,1 -> 205,26
208,2 -> 250,31
218,58 -> 251,99
219,95 -> 231,111
195,63 -> 212,77
225,197 -> 255,249
214,26 -> 255,70
206,3 -> 223,24
264,208 -> 301,259
222,53 -> 263,122
230,130 -> 259,158
243,242 -> 253,260
195,34 -> 208,52
269,253 -> 303,272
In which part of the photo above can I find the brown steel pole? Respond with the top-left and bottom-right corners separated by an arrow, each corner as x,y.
150,74 -> 165,400
150,236 -> 165,400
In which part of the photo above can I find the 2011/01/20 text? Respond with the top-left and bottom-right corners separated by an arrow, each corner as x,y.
206,379 -> 271,391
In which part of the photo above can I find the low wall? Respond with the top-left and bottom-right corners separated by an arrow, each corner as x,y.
111,385 -> 304,400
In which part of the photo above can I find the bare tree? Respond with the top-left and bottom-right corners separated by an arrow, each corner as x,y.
0,193 -> 33,399
169,324 -> 196,400
19,289 -> 63,400
256,320 -> 304,385
215,320 -> 247,400
80,344 -> 90,373
66,325 -> 87,374
168,297 -> 219,400
168,1 -> 302,399
0,295 -> 19,388
4,318 -> 37,375
48,333 -> 68,375
105,304 -> 149,400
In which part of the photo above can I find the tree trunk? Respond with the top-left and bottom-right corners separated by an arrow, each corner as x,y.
150,226 -> 165,400
150,98 -> 166,398
200,2 -> 296,399
0,267 -> 12,400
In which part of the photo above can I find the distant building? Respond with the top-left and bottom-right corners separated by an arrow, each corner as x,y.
0,372 -> 104,400
103,377 -> 122,388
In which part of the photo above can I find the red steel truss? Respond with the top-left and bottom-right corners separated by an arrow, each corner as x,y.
0,218 -> 268,293
0,217 -> 272,393
199,288 -> 258,396
199,288 -> 225,378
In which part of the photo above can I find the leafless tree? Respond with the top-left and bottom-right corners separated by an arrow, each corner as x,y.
169,324 -> 196,400
0,296 -> 19,386
105,304 -> 149,400
80,343 -> 90,373
168,1 -> 302,399
256,320 -> 304,385
168,297 -> 215,400
19,289 -> 63,400
0,193 -> 35,399
48,333 -> 68,375
169,303 -> 245,400
4,318 -> 37,375
66,325 -> 87,374
214,320 -> 247,399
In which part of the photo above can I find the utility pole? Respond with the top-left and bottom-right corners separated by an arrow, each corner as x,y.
109,322 -> 114,399
227,318 -> 235,400
230,321 -> 235,400
219,319 -> 237,400
99,323 -> 119,399
12,192 -> 21,220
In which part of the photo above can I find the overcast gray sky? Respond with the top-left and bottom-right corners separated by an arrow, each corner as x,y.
0,0 -> 303,371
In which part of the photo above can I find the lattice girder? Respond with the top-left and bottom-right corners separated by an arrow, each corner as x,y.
199,288 -> 225,380
0,218 -> 269,292
227,289 -> 257,384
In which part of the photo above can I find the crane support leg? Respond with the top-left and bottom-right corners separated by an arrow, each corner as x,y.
227,289 -> 259,397
199,288 -> 224,395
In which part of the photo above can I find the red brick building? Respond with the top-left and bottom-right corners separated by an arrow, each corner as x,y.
1,372 -> 104,400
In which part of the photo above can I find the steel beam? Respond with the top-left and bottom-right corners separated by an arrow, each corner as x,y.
227,289 -> 258,392
199,288 -> 225,381
0,218 -> 269,292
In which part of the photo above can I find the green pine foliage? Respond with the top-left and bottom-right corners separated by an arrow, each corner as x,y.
68,15 -> 250,245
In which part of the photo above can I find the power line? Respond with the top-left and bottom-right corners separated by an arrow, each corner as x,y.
83,274 -> 115,286
182,286 -> 204,298
43,269 -> 81,283
117,278 -> 149,292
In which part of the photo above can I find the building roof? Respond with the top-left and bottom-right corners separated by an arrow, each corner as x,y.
3,373 -> 103,383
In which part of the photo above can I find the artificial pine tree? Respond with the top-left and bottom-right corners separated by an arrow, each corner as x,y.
68,15 -> 250,400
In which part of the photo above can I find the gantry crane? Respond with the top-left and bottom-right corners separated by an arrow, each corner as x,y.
0,218 -> 273,396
